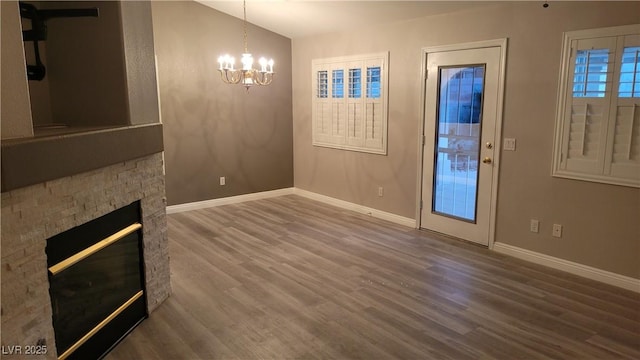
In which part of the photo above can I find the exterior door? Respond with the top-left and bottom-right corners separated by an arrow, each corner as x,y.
420,43 -> 505,246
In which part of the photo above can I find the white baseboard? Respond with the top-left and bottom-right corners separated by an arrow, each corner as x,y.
493,242 -> 640,293
167,187 -> 415,228
293,188 -> 416,228
166,188 -> 295,214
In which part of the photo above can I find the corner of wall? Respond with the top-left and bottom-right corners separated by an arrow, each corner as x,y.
1,0 -> 34,140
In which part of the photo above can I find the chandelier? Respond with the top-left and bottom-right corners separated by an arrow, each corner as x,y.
217,0 -> 274,90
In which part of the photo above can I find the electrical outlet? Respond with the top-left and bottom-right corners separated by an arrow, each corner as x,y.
503,138 -> 516,151
530,219 -> 539,233
220,176 -> 226,186
378,187 -> 384,197
552,224 -> 562,238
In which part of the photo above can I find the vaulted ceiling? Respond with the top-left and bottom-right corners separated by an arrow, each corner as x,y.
197,1 -> 500,39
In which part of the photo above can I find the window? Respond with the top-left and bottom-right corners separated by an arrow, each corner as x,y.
332,70 -> 344,98
366,67 -> 381,98
572,49 -> 609,98
552,25 -> 640,187
312,53 -> 389,154
619,46 -> 640,97
317,71 -> 328,98
440,67 -> 484,124
348,68 -> 361,98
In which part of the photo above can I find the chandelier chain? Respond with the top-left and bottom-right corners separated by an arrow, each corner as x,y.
243,0 -> 248,53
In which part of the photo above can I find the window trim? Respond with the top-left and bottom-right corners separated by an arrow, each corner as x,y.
552,24 -> 640,188
311,52 -> 389,155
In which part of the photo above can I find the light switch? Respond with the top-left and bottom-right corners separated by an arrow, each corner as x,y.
503,138 -> 516,151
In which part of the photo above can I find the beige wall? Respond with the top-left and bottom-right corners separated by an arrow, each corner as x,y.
43,1 -> 129,127
1,0 -> 34,139
120,0 -> 160,125
292,2 -> 640,278
2,0 -> 160,133
151,1 -> 293,205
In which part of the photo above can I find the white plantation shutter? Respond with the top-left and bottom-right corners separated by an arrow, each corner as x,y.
346,62 -> 364,148
553,25 -> 640,188
606,34 -> 640,181
608,101 -> 640,179
347,101 -> 364,147
364,102 -> 383,149
363,60 -> 385,152
331,102 -> 346,144
563,102 -> 609,173
312,53 -> 388,154
561,37 -> 615,175
314,101 -> 332,143
313,70 -> 332,143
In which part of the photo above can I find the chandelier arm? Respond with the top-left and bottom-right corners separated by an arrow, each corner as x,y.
254,72 -> 274,86
220,69 -> 242,84
253,72 -> 266,86
230,70 -> 240,84
231,70 -> 243,84
219,70 -> 231,84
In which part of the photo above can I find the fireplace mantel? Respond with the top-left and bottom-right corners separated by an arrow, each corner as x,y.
1,123 -> 163,193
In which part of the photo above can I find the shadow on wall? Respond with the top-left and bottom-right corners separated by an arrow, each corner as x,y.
151,0 -> 293,206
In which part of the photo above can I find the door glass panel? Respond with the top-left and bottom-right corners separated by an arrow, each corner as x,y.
432,65 -> 485,222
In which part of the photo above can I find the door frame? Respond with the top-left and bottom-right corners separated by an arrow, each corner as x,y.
415,38 -> 508,249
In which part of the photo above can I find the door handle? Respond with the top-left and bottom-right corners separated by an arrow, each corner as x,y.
482,157 -> 492,164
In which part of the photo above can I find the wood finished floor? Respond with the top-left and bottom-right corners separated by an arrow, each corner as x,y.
108,195 -> 640,359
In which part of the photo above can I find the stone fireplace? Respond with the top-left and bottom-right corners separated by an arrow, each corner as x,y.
1,152 -> 171,358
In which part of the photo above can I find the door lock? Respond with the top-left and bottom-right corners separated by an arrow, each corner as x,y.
482,157 -> 492,164
486,142 -> 493,149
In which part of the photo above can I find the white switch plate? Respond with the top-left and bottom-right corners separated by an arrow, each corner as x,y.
378,186 -> 384,197
552,224 -> 562,238
220,176 -> 226,186
503,138 -> 516,151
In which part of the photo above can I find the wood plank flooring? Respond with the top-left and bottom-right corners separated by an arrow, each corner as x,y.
107,195 -> 640,359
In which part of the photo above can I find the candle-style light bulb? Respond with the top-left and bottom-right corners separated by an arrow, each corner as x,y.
223,54 -> 231,69
259,57 -> 267,72
268,59 -> 274,73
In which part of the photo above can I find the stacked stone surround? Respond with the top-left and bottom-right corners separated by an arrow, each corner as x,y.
1,152 -> 171,358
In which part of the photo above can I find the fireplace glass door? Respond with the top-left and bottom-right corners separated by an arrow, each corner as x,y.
47,201 -> 146,360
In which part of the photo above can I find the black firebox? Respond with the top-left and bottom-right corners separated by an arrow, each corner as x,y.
46,201 -> 147,360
